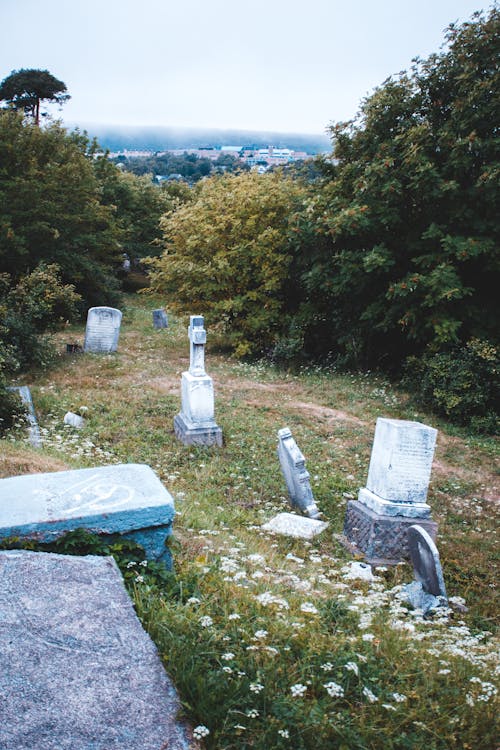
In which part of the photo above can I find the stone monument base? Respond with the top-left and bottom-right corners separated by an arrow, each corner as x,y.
342,500 -> 438,565
174,413 -> 223,447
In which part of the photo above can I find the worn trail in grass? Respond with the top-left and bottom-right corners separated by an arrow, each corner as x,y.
2,294 -> 499,749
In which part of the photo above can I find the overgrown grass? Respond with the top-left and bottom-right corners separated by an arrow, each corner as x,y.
1,294 -> 498,749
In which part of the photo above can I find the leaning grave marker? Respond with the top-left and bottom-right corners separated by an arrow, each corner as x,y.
403,524 -> 448,614
83,306 -> 122,353
343,418 -> 438,563
0,550 -> 194,750
174,315 -> 223,446
0,463 -> 175,563
277,427 -> 321,519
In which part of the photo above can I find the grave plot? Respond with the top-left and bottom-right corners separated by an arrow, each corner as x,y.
0,463 -> 175,563
0,550 -> 195,750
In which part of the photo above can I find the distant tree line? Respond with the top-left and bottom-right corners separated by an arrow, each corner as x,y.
115,151 -> 248,182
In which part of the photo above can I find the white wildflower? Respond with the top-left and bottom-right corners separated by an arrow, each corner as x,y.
324,681 -> 344,698
290,683 -> 307,697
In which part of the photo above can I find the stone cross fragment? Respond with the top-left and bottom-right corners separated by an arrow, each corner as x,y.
277,427 -> 321,519
403,524 -> 448,614
84,306 -> 122,353
188,315 -> 206,376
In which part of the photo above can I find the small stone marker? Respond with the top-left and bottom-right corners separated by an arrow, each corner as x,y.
0,550 -> 194,750
262,512 -> 329,540
83,306 -> 122,353
7,385 -> 41,447
63,411 -> 85,429
343,418 -> 438,563
174,315 -> 222,446
277,427 -> 321,519
153,308 -> 168,329
403,524 -> 448,614
0,464 -> 175,563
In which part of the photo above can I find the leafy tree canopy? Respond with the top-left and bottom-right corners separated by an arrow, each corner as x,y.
0,68 -> 70,125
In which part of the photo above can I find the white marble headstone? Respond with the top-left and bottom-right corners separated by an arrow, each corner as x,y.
358,418 -> 437,517
84,307 -> 122,353
277,427 -> 320,519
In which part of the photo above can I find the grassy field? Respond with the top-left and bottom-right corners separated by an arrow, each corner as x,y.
1,294 -> 498,749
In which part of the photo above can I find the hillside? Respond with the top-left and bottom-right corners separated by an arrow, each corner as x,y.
1,294 -> 498,749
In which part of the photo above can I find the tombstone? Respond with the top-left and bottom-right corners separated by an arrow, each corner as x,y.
277,427 -> 321,519
0,550 -> 194,750
343,418 -> 438,563
173,315 -> 223,446
403,525 -> 448,613
0,464 -> 175,564
153,308 -> 168,329
262,512 -> 329,540
83,306 -> 122,353
7,385 -> 41,447
63,411 -> 85,429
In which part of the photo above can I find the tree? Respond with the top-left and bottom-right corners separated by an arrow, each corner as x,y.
147,171 -> 308,356
0,68 -> 70,125
289,7 -> 499,370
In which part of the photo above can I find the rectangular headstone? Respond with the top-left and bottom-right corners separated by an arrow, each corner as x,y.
84,306 -> 122,353
152,309 -> 168,329
277,427 -> 320,519
0,464 -> 174,562
0,550 -> 194,750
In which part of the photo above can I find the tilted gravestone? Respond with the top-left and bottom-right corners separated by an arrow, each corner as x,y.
7,385 -> 41,447
152,308 -> 168,329
174,315 -> 222,446
403,524 -> 448,613
84,306 -> 122,353
343,418 -> 438,563
277,427 -> 321,519
0,464 -> 175,564
0,550 -> 194,750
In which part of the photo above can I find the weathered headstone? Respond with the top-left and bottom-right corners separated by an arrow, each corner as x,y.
343,418 -> 438,563
262,512 -> 329,540
153,308 -> 168,329
0,464 -> 175,563
83,306 -> 122,353
0,550 -> 195,750
6,385 -> 41,447
174,315 -> 222,446
63,411 -> 85,429
403,525 -> 448,613
277,427 -> 321,519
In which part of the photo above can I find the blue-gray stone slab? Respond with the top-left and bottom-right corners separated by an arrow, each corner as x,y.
0,550 -> 195,750
0,463 -> 175,562
6,385 -> 41,447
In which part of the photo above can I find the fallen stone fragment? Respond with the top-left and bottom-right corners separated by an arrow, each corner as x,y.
262,512 -> 329,539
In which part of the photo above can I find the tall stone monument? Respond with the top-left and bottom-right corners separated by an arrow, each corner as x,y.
84,306 -> 122,353
173,315 -> 223,446
343,418 -> 438,563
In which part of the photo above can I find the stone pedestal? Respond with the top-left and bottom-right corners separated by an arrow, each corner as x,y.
174,315 -> 222,446
342,500 -> 438,564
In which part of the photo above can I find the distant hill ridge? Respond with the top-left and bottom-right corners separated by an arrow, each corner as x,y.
66,123 -> 331,155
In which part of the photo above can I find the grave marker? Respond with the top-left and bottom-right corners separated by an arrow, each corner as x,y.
0,550 -> 194,750
153,308 -> 168,329
343,418 -> 438,563
403,525 -> 448,613
7,385 -> 41,447
174,315 -> 222,446
0,463 -> 175,563
262,512 -> 329,540
277,427 -> 321,519
84,306 -> 122,353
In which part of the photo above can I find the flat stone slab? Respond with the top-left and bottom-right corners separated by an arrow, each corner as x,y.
0,464 -> 175,561
262,512 -> 329,539
0,550 -> 195,750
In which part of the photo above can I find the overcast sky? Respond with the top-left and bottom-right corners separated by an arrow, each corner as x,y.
0,0 -> 487,135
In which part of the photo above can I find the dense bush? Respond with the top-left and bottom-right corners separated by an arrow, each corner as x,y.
404,338 -> 499,433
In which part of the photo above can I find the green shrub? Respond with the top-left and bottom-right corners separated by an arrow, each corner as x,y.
404,338 -> 499,433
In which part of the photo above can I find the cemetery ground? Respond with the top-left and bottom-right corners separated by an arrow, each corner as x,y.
1,294 -> 498,750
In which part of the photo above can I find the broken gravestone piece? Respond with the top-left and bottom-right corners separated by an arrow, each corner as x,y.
261,512 -> 329,540
277,427 -> 321,519
403,524 -> 448,614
